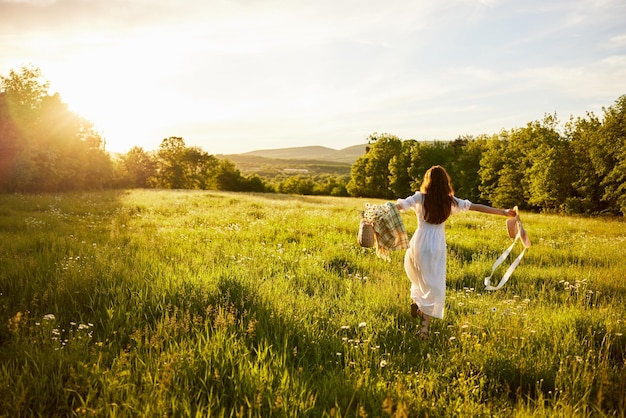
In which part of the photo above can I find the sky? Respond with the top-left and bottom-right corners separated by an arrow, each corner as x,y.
1,0 -> 625,155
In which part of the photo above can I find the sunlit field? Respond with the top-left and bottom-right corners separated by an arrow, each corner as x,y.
1,190 -> 624,417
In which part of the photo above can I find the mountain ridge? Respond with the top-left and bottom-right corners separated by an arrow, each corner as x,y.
233,143 -> 367,164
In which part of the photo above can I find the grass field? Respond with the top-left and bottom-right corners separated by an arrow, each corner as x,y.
0,190 -> 624,417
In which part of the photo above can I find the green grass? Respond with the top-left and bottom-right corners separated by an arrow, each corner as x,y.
0,190 -> 624,417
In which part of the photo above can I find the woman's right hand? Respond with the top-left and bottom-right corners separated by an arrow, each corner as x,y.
504,208 -> 517,217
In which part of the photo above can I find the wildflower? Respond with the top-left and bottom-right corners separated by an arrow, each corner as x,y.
449,336 -> 456,341
379,360 -> 388,368
7,312 -> 23,332
491,307 -> 497,313
341,325 -> 350,330
358,322 -> 367,328
43,314 -> 56,321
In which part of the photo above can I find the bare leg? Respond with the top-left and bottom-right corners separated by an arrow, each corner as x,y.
419,313 -> 430,340
410,303 -> 431,340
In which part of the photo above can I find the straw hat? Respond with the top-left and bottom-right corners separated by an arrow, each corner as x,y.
506,206 -> 531,248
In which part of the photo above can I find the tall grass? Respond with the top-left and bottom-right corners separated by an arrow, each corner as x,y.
0,190 -> 624,417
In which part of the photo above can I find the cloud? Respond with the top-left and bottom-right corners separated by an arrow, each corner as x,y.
1,0 -> 625,154
606,34 -> 626,49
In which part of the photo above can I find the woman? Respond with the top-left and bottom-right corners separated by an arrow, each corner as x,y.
396,165 -> 516,340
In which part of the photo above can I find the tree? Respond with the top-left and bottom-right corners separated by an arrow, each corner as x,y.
214,159 -> 247,191
313,175 -> 349,196
346,152 -> 369,196
278,176 -> 315,195
0,92 -> 24,191
153,137 -> 222,189
182,146 -> 218,189
346,133 -> 403,198
565,97 -> 626,216
388,139 -> 416,198
245,175 -> 269,193
406,141 -> 454,193
478,133 -> 509,206
120,146 -> 156,188
155,137 -> 187,188
598,95 -> 626,215
0,65 -> 113,192
0,66 -> 51,191
522,115 -> 574,211
449,135 -> 487,203
1,65 -> 49,124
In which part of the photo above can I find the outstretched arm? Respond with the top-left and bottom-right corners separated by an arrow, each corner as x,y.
469,203 -> 517,217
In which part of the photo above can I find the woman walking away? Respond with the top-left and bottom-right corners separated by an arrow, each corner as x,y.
396,165 -> 516,340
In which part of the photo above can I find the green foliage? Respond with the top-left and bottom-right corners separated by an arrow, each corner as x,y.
112,138 -> 271,193
347,133 -> 403,198
388,139 -> 415,198
115,146 -> 156,188
449,136 -> 487,203
0,65 -> 113,192
2,64 -> 625,217
348,96 -> 626,216
597,95 -> 626,214
0,190 -> 624,416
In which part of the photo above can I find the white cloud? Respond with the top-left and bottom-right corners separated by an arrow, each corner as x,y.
1,0 -> 625,154
606,34 -> 626,49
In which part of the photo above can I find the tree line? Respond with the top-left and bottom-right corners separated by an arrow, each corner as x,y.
0,66 -> 348,196
349,97 -> 626,216
115,139 -> 350,196
1,65 -> 624,215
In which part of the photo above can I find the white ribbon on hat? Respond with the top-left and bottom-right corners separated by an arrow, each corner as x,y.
484,208 -> 529,291
484,238 -> 526,290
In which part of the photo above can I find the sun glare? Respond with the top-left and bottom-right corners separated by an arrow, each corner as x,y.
44,29 -> 203,154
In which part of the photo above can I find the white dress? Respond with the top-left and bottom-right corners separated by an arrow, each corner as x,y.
396,192 -> 472,319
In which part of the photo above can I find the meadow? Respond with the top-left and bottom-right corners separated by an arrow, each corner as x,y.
0,189 -> 624,417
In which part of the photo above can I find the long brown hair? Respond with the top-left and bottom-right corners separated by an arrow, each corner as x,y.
420,165 -> 457,224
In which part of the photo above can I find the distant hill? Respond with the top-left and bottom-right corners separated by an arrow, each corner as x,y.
238,144 -> 368,164
218,154 -> 353,179
217,144 -> 367,179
